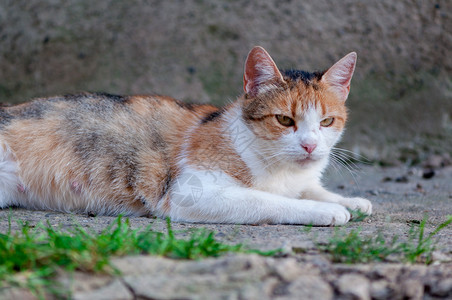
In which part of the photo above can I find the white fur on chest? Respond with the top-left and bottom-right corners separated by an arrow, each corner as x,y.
252,162 -> 325,198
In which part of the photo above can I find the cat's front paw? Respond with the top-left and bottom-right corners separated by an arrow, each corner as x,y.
312,203 -> 351,226
328,204 -> 351,226
338,197 -> 372,215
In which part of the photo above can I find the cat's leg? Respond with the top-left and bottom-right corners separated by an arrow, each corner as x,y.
302,185 -> 372,215
167,169 -> 350,225
0,141 -> 22,208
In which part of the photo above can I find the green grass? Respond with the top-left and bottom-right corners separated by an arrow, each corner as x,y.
318,215 -> 452,264
0,215 -> 277,299
348,209 -> 370,222
2,213 -> 450,298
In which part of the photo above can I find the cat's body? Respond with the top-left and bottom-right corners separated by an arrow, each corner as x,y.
0,47 -> 371,225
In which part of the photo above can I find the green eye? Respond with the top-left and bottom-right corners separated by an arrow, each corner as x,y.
320,117 -> 334,127
276,115 -> 295,127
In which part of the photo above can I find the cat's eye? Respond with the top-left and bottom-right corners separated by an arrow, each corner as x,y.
276,115 -> 295,127
320,117 -> 334,127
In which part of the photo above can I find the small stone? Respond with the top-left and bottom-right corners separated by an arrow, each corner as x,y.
367,190 -> 379,196
372,265 -> 402,280
395,176 -> 409,183
370,280 -> 392,300
111,256 -> 177,275
406,219 -> 421,225
431,251 -> 452,263
58,271 -> 112,293
220,254 -> 269,280
430,278 -> 452,297
401,278 -> 423,300
336,274 -> 371,300
273,258 -> 304,281
302,255 -> 331,272
73,279 -> 133,300
240,277 -> 278,300
422,169 -> 435,179
123,273 -> 231,299
285,275 -> 333,300
423,154 -> 444,168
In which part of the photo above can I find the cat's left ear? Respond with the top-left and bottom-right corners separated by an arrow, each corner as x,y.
244,46 -> 285,97
321,52 -> 357,102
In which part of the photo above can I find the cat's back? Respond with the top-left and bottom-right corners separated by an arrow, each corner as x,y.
0,92 -> 219,171
1,92 -> 216,132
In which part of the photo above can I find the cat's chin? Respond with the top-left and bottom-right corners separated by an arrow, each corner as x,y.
294,156 -> 318,166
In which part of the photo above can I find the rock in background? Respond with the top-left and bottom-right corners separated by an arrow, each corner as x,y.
0,0 -> 451,162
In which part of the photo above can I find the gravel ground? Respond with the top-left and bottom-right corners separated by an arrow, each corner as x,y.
1,164 -> 451,299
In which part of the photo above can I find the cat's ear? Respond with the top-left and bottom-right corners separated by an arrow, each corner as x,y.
244,46 -> 285,97
321,52 -> 357,102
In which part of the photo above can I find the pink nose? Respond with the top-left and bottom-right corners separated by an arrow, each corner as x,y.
302,143 -> 317,154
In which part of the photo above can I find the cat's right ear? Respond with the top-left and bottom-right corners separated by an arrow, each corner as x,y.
321,52 -> 357,102
244,46 -> 285,97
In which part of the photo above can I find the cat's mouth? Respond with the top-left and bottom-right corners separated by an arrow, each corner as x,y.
295,156 -> 317,165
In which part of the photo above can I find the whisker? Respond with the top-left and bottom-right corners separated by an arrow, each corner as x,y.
330,151 -> 362,171
329,153 -> 360,186
331,147 -> 371,164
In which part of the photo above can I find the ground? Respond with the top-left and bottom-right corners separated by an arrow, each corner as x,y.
0,164 -> 451,299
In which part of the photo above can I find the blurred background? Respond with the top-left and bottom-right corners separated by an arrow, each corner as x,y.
0,0 -> 450,164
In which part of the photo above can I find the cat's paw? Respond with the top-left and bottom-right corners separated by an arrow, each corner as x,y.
312,203 -> 351,226
338,197 -> 372,215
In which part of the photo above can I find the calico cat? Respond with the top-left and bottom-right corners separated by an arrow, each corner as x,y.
0,46 -> 371,225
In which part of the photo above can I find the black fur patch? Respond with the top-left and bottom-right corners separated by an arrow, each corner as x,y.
104,148 -> 140,193
174,99 -> 196,111
2,100 -> 50,122
17,102 -> 47,119
201,110 -> 223,124
94,92 -> 128,103
282,69 -> 324,85
64,92 -> 128,103
160,169 -> 173,199
149,130 -> 166,150
0,108 -> 14,127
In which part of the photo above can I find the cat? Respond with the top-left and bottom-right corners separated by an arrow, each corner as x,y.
0,46 -> 371,225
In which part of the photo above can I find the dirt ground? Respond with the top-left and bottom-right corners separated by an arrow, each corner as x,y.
1,164 -> 451,299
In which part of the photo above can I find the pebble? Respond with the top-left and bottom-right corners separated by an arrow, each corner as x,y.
424,154 -> 451,168
422,169 -> 435,179
430,278 -> 452,297
401,278 -> 424,300
73,279 -> 133,300
336,273 -> 371,300
273,258 -> 305,281
370,279 -> 392,300
395,176 -> 409,183
286,275 -> 333,300
367,190 -> 379,196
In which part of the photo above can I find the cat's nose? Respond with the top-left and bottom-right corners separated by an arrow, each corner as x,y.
301,143 -> 317,154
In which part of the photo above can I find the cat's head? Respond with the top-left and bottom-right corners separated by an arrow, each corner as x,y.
240,46 -> 356,168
